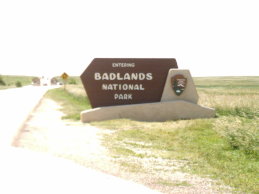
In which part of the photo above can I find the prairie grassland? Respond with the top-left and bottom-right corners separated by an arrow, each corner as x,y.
46,76 -> 259,193
45,87 -> 90,120
91,76 -> 259,193
196,77 -> 259,117
0,75 -> 34,89
65,85 -> 86,96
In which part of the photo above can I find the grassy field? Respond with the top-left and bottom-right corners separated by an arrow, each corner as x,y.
0,75 -> 34,89
45,85 -> 90,120
46,76 -> 259,193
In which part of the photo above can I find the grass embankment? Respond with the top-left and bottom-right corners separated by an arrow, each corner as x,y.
45,85 -> 90,120
0,75 -> 34,89
47,77 -> 259,193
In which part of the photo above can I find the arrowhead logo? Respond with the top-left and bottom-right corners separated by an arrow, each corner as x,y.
171,74 -> 187,96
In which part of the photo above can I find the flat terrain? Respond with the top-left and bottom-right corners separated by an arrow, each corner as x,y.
14,76 -> 259,193
0,75 -> 34,89
16,97 -> 231,194
0,85 -> 160,194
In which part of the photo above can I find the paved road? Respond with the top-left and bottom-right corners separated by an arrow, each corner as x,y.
0,147 -> 160,194
0,86 -> 160,194
0,86 -> 52,147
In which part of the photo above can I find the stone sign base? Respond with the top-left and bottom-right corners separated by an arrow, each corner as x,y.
81,100 -> 215,122
81,69 -> 215,122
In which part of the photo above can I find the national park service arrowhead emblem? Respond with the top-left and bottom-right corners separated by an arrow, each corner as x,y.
171,74 -> 187,96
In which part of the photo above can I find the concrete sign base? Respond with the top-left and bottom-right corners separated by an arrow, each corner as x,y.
81,100 -> 215,122
81,69 -> 215,122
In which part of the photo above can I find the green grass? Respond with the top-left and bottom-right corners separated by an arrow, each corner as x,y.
46,76 -> 259,193
45,87 -> 90,120
158,179 -> 192,187
54,76 -> 83,85
119,161 -> 145,173
92,77 -> 259,193
0,75 -> 34,89
194,76 -> 259,89
93,118 -> 258,193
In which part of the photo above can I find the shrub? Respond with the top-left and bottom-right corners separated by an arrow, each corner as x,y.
15,81 -> 22,87
215,117 -> 259,156
217,106 -> 259,119
68,78 -> 77,85
226,125 -> 258,155
0,75 -> 6,86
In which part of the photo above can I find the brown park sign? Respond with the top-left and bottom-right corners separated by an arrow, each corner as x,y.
81,58 -> 178,108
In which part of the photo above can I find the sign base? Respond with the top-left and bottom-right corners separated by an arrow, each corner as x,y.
81,101 -> 215,122
80,69 -> 215,122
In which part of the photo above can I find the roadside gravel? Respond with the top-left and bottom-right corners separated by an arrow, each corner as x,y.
15,97 -> 232,194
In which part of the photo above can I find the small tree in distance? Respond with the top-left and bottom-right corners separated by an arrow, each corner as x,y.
0,75 -> 6,86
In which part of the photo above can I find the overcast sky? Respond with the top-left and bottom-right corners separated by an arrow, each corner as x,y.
0,0 -> 258,77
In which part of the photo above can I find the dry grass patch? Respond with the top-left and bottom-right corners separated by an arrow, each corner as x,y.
66,85 -> 87,96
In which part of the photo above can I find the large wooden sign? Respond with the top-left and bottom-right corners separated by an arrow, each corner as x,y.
81,58 -> 178,108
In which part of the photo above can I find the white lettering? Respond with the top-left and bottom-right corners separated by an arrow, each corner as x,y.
109,73 -> 116,80
128,84 -> 134,90
94,72 -> 101,80
114,94 -> 133,100
101,84 -> 145,91
94,73 -> 153,81
146,73 -> 153,80
102,73 -> 109,80
124,73 -> 131,80
102,84 -> 107,90
139,73 -> 145,80
131,73 -> 138,80
134,85 -> 139,90
113,84 -> 118,90
122,84 -> 128,90
107,84 -> 113,90
117,73 -> 123,80
112,63 -> 135,68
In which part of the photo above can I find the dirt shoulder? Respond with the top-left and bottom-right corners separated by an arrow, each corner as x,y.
15,97 -> 232,194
